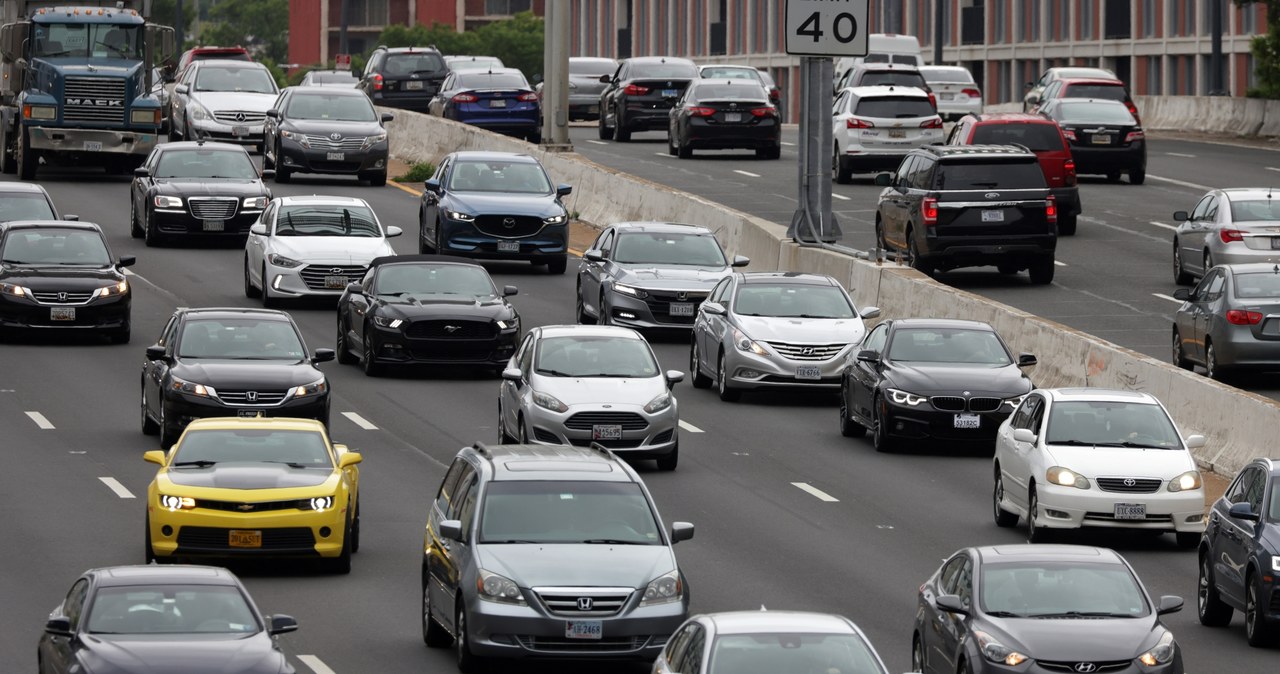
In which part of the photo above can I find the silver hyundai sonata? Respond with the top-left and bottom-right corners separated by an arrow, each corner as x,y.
498,325 -> 684,469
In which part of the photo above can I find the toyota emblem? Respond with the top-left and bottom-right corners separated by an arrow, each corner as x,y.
1073,664 -> 1098,673
577,597 -> 594,611
329,132 -> 342,141
58,291 -> 67,302
234,111 -> 246,123
1123,478 -> 1136,487
246,391 -> 258,402
331,267 -> 344,274
502,217 -> 517,228
443,325 -> 461,333
985,192 -> 1001,199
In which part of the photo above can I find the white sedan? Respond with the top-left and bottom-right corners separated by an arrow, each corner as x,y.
244,195 -> 400,305
992,387 -> 1207,547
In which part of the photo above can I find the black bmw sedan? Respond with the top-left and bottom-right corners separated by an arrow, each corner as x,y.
0,221 -> 134,343
130,141 -> 272,247
263,87 -> 394,185
839,318 -> 1035,451
141,307 -> 334,448
336,255 -> 520,376
668,79 -> 780,159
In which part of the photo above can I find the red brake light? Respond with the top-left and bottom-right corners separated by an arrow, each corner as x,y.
1220,229 -> 1245,243
1124,130 -> 1145,143
919,117 -> 943,129
372,73 -> 383,91
452,93 -> 478,103
1062,129 -> 1077,142
922,197 -> 938,226
687,106 -> 715,117
1045,195 -> 1057,224
928,92 -> 937,109
517,92 -> 539,102
750,106 -> 777,117
769,89 -> 781,102
961,88 -> 980,98
1063,159 -> 1077,186
846,117 -> 874,129
1127,101 -> 1138,115
623,84 -> 650,95
1226,309 -> 1264,325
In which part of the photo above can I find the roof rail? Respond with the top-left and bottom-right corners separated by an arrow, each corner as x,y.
587,442 -> 616,459
471,441 -> 493,457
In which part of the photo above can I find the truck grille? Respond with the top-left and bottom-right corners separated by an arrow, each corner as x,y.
213,110 -> 267,125
188,197 -> 239,220
303,134 -> 368,151
63,76 -> 125,123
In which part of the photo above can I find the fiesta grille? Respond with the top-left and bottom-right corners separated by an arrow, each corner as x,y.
405,319 -> 494,339
299,265 -> 367,291
564,412 -> 648,431
534,589 -> 632,617
196,498 -> 308,512
213,110 -> 267,124
513,635 -> 648,653
1038,661 -> 1131,673
930,396 -> 1002,412
63,76 -> 125,123
1096,477 -> 1163,493
176,526 -> 316,550
217,389 -> 289,405
302,134 -> 368,150
30,291 -> 94,305
766,342 -> 846,361
188,197 -> 238,220
474,215 -> 545,238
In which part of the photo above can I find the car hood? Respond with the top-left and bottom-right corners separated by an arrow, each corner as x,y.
614,265 -> 729,291
163,463 -> 334,490
479,544 -> 675,588
1043,445 -> 1198,478
984,616 -> 1163,662
77,633 -> 284,674
884,362 -> 1030,396
268,237 -> 394,265
280,118 -> 385,137
0,264 -> 121,289
375,295 -> 512,320
532,375 -> 668,407
152,179 -> 268,197
445,192 -> 562,218
735,315 -> 866,344
192,91 -> 278,113
170,360 -> 322,389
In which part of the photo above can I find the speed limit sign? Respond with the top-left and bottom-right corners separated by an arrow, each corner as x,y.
784,0 -> 869,57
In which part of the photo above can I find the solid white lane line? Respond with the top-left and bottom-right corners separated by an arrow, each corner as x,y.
1054,261 -> 1067,267
1148,220 -> 1178,232
25,411 -> 54,429
1153,293 -> 1184,304
733,170 -> 761,178
1166,152 -> 1196,158
1267,166 -> 1280,172
791,482 -> 839,502
654,152 -> 670,157
297,655 -> 337,674
99,477 -> 135,499
341,412 -> 378,431
585,139 -> 608,145
678,420 -> 704,433
1147,174 -> 1210,191
832,193 -> 851,201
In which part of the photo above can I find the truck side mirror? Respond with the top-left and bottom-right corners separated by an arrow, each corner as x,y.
1,22 -> 30,62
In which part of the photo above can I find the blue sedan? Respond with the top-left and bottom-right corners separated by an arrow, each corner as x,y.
427,68 -> 541,142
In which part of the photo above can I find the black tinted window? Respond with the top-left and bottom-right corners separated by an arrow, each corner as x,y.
1063,84 -> 1126,100
859,72 -> 926,88
458,73 -> 528,89
937,159 -> 1047,189
854,96 -> 934,118
384,52 -> 445,75
631,62 -> 698,79
971,124 -> 1065,151
692,84 -> 766,101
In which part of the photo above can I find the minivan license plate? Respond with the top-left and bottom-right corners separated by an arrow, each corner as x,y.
50,307 -> 75,321
953,414 -> 981,429
592,425 -> 622,440
981,210 -> 1005,223
1114,503 -> 1147,520
796,366 -> 822,380
669,303 -> 695,316
566,620 -> 602,639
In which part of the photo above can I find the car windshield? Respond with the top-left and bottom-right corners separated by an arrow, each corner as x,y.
1234,271 -> 1280,298
886,327 -> 1011,365
385,52 -> 446,75
285,93 -> 376,121
172,428 -> 334,467
613,232 -> 727,266
708,633 -> 887,674
693,83 -> 767,101
0,193 -> 56,221
1044,400 -> 1183,448
535,335 -> 659,378
374,263 -> 497,297
447,160 -> 551,194
572,60 -> 618,76
154,149 -> 259,179
633,62 -> 698,79
971,124 -> 1065,152
854,96 -> 935,118
1063,84 -> 1127,101
308,71 -> 357,84
0,228 -> 109,265
921,68 -> 974,84
1056,101 -> 1135,125
860,72 -> 926,87
935,159 -> 1047,189
457,72 -> 529,89
701,67 -> 762,81
1269,482 -> 1280,522
85,585 -> 260,635
448,57 -> 503,70
1229,199 -> 1280,222
734,284 -> 855,319
177,318 -> 306,359
275,205 -> 382,237
32,22 -> 143,59
479,481 -> 662,545
980,562 -> 1150,618
195,67 -> 278,94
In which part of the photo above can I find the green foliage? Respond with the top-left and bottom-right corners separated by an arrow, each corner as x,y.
256,57 -> 289,89
1237,1 -> 1280,98
149,0 -> 194,37
374,11 -> 545,81
395,161 -> 436,184
198,0 -> 290,64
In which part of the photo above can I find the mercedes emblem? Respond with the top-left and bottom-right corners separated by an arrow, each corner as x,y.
576,597 -> 594,611
502,217 -> 517,228
1073,664 -> 1098,673
234,111 -> 246,123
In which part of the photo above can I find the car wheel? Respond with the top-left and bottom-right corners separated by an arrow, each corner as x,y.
1129,168 -> 1146,185
363,334 -> 383,377
958,658 -> 975,674
717,352 -> 741,402
597,292 -> 611,326
838,383 -> 866,438
17,125 -> 38,181
655,442 -> 678,471
275,147 -> 292,183
875,218 -> 892,256
130,199 -> 143,238
1246,571 -> 1278,646
518,416 -> 529,444
911,633 -> 926,673
1172,329 -> 1193,370
158,402 -> 179,449
575,283 -> 594,324
144,513 -> 156,563
1106,171 -> 1122,183
833,144 -> 852,184
667,132 -> 678,156
907,233 -> 932,276
0,124 -> 16,174
871,395 -> 894,452
1028,256 -> 1055,285
1027,486 -> 1055,543
367,171 -> 388,187
498,403 -> 515,443
1058,213 -> 1077,236
597,112 -> 612,140
677,137 -> 692,159
546,256 -> 567,275
243,255 -> 261,298
455,604 -> 485,673
1173,531 -> 1199,548
1198,551 -> 1234,626
143,208 -> 163,247
109,321 -> 131,345
690,339 -> 712,389
422,574 -> 451,647
1205,341 -> 1226,381
613,109 -> 631,142
1173,242 -> 1193,285
336,319 -> 357,365
260,264 -> 277,308
141,384 -> 159,435
993,470 -> 1018,527
328,517 -> 353,574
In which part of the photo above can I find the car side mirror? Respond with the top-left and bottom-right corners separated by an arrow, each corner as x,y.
731,255 -> 750,267
874,172 -> 893,186
267,614 -> 299,635
143,449 -> 167,466
63,214 -> 79,221
1156,595 -> 1184,616
424,178 -> 441,193
312,349 -> 336,363
532,73 -> 543,84
386,225 -> 403,238
502,367 -> 523,382
665,370 -> 684,387
702,302 -> 726,315
261,169 -> 275,179
338,452 -> 362,468
265,109 -> 280,119
856,349 -> 880,363
1229,501 -> 1260,521
44,617 -> 72,636
249,223 -> 268,236
935,594 -> 968,615
556,183 -> 573,197
118,255 -> 136,268
134,167 -> 150,178
381,112 -> 395,123
145,344 -> 167,360
439,519 -> 464,542
599,74 -> 611,83
583,249 -> 605,262
1172,288 -> 1191,301
346,282 -> 363,294
1012,428 -> 1038,444
1173,210 -> 1189,221
1017,353 -> 1037,368
859,306 -> 881,320
174,83 -> 188,94
503,285 -> 518,297
670,521 -> 694,544
1183,434 -> 1206,449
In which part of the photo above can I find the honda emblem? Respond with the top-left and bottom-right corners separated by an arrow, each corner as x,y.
58,291 -> 67,302
577,597 -> 594,611
677,291 -> 687,301
246,391 -> 258,402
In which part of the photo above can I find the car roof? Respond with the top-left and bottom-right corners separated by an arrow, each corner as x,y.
967,112 -> 1058,125
369,254 -> 485,270
0,182 -> 51,194
845,85 -> 930,99
382,45 -> 442,53
739,271 -> 839,286
976,544 -> 1124,565
450,151 -> 540,164
538,324 -> 645,340
273,195 -> 370,207
1217,188 -> 1280,200
919,65 -> 971,73
91,564 -> 241,587
1042,387 -> 1160,404
610,221 -> 714,235
892,318 -> 995,331
1047,67 -> 1117,78
571,56 -> 617,64
179,307 -> 294,321
1051,98 -> 1132,110
290,86 -> 365,97
183,417 -> 329,433
471,443 -> 638,482
699,64 -> 758,71
192,60 -> 269,71
187,46 -> 249,56
856,63 -> 922,72
456,67 -> 526,78
158,140 -> 248,153
626,56 -> 696,65
0,219 -> 101,232
1253,457 -> 1280,475
705,611 -> 858,635
920,144 -> 1037,160
445,55 -> 501,61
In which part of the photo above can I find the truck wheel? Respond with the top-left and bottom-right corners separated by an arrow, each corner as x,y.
0,125 -> 15,174
17,127 -> 37,181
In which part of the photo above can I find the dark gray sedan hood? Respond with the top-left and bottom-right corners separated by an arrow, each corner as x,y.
77,633 -> 285,674
986,615 -> 1163,662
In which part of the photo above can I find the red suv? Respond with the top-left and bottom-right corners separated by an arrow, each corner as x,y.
176,46 -> 252,73
947,113 -> 1082,235
1037,77 -> 1139,123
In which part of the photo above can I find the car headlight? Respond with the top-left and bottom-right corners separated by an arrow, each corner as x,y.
1138,630 -> 1176,667
1167,470 -> 1202,492
1003,394 -> 1027,410
308,496 -> 334,511
886,388 -> 927,406
973,630 -> 1028,667
267,253 -> 303,268
732,328 -> 768,356
189,102 -> 210,121
1,282 -> 30,298
532,390 -> 568,413
158,494 -> 196,510
93,280 -> 129,298
477,569 -> 526,605
496,318 -> 519,331
612,283 -> 648,299
372,315 -> 403,329
446,210 -> 474,222
153,195 -> 183,208
644,392 -> 672,414
170,376 -> 215,398
243,196 -> 269,209
1272,555 -> 1280,572
361,132 -> 387,149
639,570 -> 682,606
292,378 -> 327,398
543,214 -> 567,225
1046,466 -> 1090,489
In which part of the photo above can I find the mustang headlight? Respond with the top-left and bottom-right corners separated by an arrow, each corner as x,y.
153,195 -> 183,208
292,378 -> 327,398
1167,470 -> 1202,492
732,328 -> 768,356
886,388 -> 927,406
308,496 -> 334,511
477,569 -> 526,605
267,253 -> 303,268
1138,630 -> 1176,667
612,283 -> 648,299
1046,466 -> 1090,489
643,392 -> 672,414
361,132 -> 387,149
446,210 -> 475,222
543,214 -> 567,225
639,570 -> 682,606
973,630 -> 1028,667
496,318 -> 519,331
170,376 -> 215,398
93,280 -> 129,298
159,494 -> 196,510
372,315 -> 403,329
1,282 -> 30,298
243,196 -> 269,209
532,390 -> 568,413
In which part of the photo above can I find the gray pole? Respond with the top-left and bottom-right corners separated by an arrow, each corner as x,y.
787,56 -> 839,243
541,0 -> 572,149
1210,0 -> 1224,95
339,0 -> 350,57
933,0 -> 944,65
174,0 -> 184,50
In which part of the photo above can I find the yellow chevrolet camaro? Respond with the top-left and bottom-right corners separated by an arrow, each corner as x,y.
144,417 -> 362,573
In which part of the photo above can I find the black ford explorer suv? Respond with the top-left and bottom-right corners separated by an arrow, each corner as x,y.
874,144 -> 1058,285
358,45 -> 449,112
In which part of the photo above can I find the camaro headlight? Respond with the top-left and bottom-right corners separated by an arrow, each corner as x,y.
612,283 -> 648,299
639,570 -> 682,606
496,318 -> 519,331
1167,470 -> 1201,492
373,315 -> 403,329
643,392 -> 672,414
1,282 -> 30,298
1046,465 -> 1090,489
532,390 -> 568,413
292,378 -> 327,398
732,328 -> 768,356
477,569 -> 526,605
170,376 -> 215,398
243,196 -> 269,209
974,630 -> 1028,667
361,132 -> 387,149
267,253 -> 303,268
93,280 -> 129,298
1138,630 -> 1176,667
886,388 -> 927,406
159,494 -> 196,510
308,496 -> 334,511
153,195 -> 183,208
446,210 -> 474,222
543,214 -> 567,225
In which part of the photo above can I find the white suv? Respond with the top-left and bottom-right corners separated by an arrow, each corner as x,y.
831,85 -> 942,183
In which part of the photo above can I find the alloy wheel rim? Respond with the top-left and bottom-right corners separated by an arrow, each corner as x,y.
912,638 -> 924,670
690,342 -> 698,374
1173,332 -> 1181,364
1174,247 -> 1182,277
1198,557 -> 1211,614
1247,583 -> 1257,637
456,609 -> 466,658
422,583 -> 431,633
1029,491 -> 1039,538
994,477 -> 1004,519
1207,346 -> 1216,377
718,356 -> 727,394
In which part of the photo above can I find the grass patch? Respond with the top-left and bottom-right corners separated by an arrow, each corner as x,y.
394,161 -> 435,184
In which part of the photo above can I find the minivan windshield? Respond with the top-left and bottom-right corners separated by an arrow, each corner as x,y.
479,481 -> 662,545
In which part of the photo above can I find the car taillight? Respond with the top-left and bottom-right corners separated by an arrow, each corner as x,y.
927,92 -> 937,109
517,92 -> 539,102
372,73 -> 383,91
1064,159 -> 1077,186
623,84 -> 650,95
847,117 -> 874,129
1220,229 -> 1245,243
961,88 -> 980,98
1127,101 -> 1139,116
1045,195 -> 1057,224
1226,309 -> 1264,325
750,106 -> 777,117
919,117 -> 943,129
452,93 -> 478,103
687,106 -> 716,117
769,88 -> 781,102
1062,129 -> 1077,142
922,197 -> 938,226
1124,129 -> 1145,143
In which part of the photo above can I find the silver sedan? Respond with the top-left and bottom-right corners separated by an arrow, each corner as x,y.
689,272 -> 879,401
1172,262 -> 1280,379
1173,187 -> 1280,285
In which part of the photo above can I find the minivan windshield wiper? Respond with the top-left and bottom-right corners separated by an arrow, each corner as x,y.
173,460 -> 217,467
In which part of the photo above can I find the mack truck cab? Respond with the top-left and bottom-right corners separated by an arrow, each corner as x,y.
0,1 -> 174,179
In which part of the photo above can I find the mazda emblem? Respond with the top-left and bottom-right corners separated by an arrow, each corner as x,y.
331,267 -> 344,274
234,111 -> 246,122
329,132 -> 342,141
985,192 -> 1000,199
58,291 -> 67,302
503,217 -> 517,228
1124,478 -> 1136,487
577,597 -> 594,611
443,325 -> 461,333
237,503 -> 254,512
246,391 -> 258,402
1073,664 -> 1098,673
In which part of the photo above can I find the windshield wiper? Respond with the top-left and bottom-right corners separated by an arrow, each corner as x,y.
484,539 -> 542,544
1048,440 -> 1099,446
1,259 -> 30,264
1028,611 -> 1137,619
536,369 -> 575,377
262,461 -> 312,468
577,373 -> 638,378
984,611 -> 1024,618
580,538 -> 648,545
173,460 -> 217,467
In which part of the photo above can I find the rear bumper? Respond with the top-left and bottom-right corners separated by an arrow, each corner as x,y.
686,121 -> 779,149
1070,142 -> 1146,174
1051,186 -> 1082,217
621,105 -> 675,130
921,236 -> 1056,266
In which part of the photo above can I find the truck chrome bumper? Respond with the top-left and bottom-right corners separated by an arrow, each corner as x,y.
27,127 -> 159,155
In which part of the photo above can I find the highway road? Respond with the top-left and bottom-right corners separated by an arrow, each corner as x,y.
0,143 -> 1274,673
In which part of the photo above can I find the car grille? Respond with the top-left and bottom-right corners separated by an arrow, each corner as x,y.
930,396 -> 1002,412
514,635 -> 649,653
1096,477 -> 1163,493
217,389 -> 290,406
534,589 -> 632,617
765,342 -> 847,361
564,412 -> 648,431
303,134 -> 368,150
1039,661 -> 1131,673
64,76 -> 125,123
213,110 -> 267,125
299,264 -> 367,291
569,438 -> 645,449
473,215 -> 546,239
188,197 -> 239,220
196,498 -> 309,513
1083,512 -> 1172,524
30,291 -> 95,305
641,290 -> 708,325
176,526 -> 316,550
405,319 -> 495,339
408,343 -> 497,361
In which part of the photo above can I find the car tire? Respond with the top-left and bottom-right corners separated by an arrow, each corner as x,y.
141,385 -> 159,435
598,292 -> 611,326
328,518 -> 353,575
518,415 -> 530,444
130,200 -> 144,238
667,132 -> 678,156
422,573 -> 451,647
1058,214 -> 1077,236
1027,486 -> 1055,543
1173,242 -> 1193,285
575,283 -> 594,324
833,145 -> 852,184
17,126 -> 37,181
993,470 -> 1018,527
871,395 -> 894,453
159,402 -> 179,449
109,322 -> 131,345
1173,531 -> 1199,549
690,339 -> 712,389
243,256 -> 261,298
1246,570 -> 1279,646
144,513 -> 156,564
455,604 -> 485,673
546,256 -> 567,275
907,232 -> 932,276
350,501 -> 360,554
363,334 -> 383,377
143,208 -> 163,247
1205,341 -> 1226,381
716,352 -> 741,402
838,383 -> 866,438
260,264 -> 278,308
1198,551 -> 1234,626
655,442 -> 678,471
1028,256 -> 1055,285
875,219 -> 892,256
911,633 -> 926,673
677,138 -> 692,159
0,124 -> 16,174
613,111 -> 631,142
598,112 -> 613,140
336,320 -> 357,364
366,171 -> 388,187
275,154 -> 292,183
1172,329 -> 1193,370
498,403 -> 515,443
1129,168 -> 1146,185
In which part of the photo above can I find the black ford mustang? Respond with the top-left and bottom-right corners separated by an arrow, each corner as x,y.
130,141 -> 272,246
336,255 -> 520,376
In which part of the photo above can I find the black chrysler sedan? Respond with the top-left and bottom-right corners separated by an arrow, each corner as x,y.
336,255 -> 520,376
37,565 -> 299,674
839,318 -> 1035,451
1039,98 -> 1147,185
0,221 -> 134,343
141,307 -> 334,448
130,141 -> 272,247
668,79 -> 781,159
263,87 -> 394,185
598,56 -> 699,141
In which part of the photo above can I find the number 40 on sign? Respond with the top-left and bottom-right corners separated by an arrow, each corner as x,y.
784,0 -> 870,58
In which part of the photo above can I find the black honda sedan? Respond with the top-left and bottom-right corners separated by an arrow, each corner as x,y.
263,87 -> 394,185
130,141 -> 272,246
1039,98 -> 1147,184
0,221 -> 133,343
839,318 -> 1035,451
598,56 -> 698,141
336,255 -> 520,376
668,79 -> 780,159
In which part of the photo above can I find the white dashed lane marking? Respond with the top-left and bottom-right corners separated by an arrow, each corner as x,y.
1267,166 -> 1280,172
1147,174 -> 1210,191
341,412 -> 378,431
1166,152 -> 1196,158
678,420 -> 704,433
1153,293 -> 1184,304
25,411 -> 54,429
832,193 -> 851,201
781,141 -> 795,146
1054,261 -> 1067,267
733,170 -> 761,178
298,655 -> 336,674
792,482 -> 839,502
98,477 -> 135,499
1148,220 -> 1178,232
585,139 -> 607,145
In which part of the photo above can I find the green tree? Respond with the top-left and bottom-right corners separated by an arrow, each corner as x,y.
374,11 -> 544,81
198,0 -> 289,63
1237,1 -> 1280,97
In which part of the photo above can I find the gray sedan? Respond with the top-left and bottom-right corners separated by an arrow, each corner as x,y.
1173,188 -> 1280,285
1173,263 -> 1280,379
689,272 -> 879,401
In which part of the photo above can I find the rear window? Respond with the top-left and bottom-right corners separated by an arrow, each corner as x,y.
458,73 -> 528,89
937,159 -> 1047,190
1062,84 -> 1126,100
971,124 -> 1065,152
692,83 -> 767,101
631,62 -> 698,79
1233,272 -> 1280,299
1056,101 -> 1136,125
921,68 -> 974,84
859,72 -> 927,88
384,52 -> 446,76
1229,199 -> 1280,223
570,59 -> 617,76
192,51 -> 249,62
854,96 -> 935,118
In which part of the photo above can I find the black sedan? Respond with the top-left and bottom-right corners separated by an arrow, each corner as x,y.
598,56 -> 698,141
0,181 -> 64,222
263,87 -> 394,185
914,545 -> 1185,674
336,255 -> 520,376
839,318 -> 1035,451
37,565 -> 298,674
418,151 -> 571,274
130,141 -> 272,247
668,79 -> 780,159
141,307 -> 334,448
0,221 -> 133,343
1039,97 -> 1147,184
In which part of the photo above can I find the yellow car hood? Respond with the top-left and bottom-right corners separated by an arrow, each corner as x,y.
160,464 -> 337,492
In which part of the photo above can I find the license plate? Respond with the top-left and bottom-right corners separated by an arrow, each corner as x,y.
406,81 -> 425,90
565,620 -> 602,640
981,210 -> 1005,223
237,409 -> 263,418
662,89 -> 678,97
953,414 -> 981,429
669,302 -> 695,316
83,141 -> 102,151
588,105 -> 599,113
202,219 -> 224,231
324,275 -> 348,289
489,99 -> 507,108
50,307 -> 75,321
1114,503 -> 1147,520
326,151 -> 345,161
592,424 -> 622,440
724,112 -> 742,123
1091,134 -> 1111,145
889,129 -> 906,138
232,125 -> 249,138
228,530 -> 262,548
496,240 -> 520,253
795,366 -> 822,380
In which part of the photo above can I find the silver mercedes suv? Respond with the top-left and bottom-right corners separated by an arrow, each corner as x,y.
421,442 -> 695,672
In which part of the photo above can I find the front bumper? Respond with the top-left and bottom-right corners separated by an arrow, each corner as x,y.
190,118 -> 265,145
439,219 -> 567,263
367,321 -> 519,367
163,392 -> 329,432
722,343 -> 851,390
524,402 -> 678,458
27,126 -> 158,156
0,294 -> 129,331
1069,142 -> 1146,175
148,500 -> 349,559
262,261 -> 372,299
1034,482 -> 1207,533
605,289 -> 709,330
277,140 -> 388,176
882,397 -> 1015,444
153,206 -> 263,238
466,593 -> 686,660
972,658 -> 1181,674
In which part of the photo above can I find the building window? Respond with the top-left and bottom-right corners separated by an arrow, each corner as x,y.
1240,3 -> 1258,34
1247,53 -> 1257,89
1080,0 -> 1092,39
486,0 -> 532,14
1143,0 -> 1157,37
348,0 -> 389,26
1181,0 -> 1197,37
944,1 -> 953,47
997,59 -> 1011,102
1050,0 -> 1070,41
992,0 -> 1005,43
1145,55 -> 1163,94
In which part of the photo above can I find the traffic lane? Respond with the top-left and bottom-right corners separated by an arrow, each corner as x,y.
1144,135 -> 1280,193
